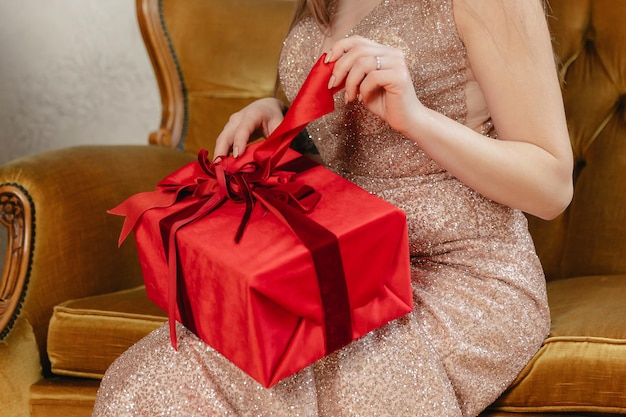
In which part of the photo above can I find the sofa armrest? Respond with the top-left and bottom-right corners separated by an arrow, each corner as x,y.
0,144 -> 195,371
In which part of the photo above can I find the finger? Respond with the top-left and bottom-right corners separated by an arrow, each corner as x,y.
326,36 -> 367,88
213,123 -> 236,159
324,35 -> 368,63
231,124 -> 253,158
343,54 -> 384,102
327,41 -> 385,96
329,48 -> 372,94
358,69 -> 385,104
265,116 -> 283,138
213,113 -> 254,159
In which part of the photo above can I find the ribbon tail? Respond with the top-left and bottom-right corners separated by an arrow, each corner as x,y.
108,190 -> 180,246
166,193 -> 227,350
254,55 -> 344,165
253,189 -> 352,353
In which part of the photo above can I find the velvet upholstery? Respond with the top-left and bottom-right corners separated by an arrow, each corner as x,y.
163,0 -> 294,155
0,317 -> 41,417
527,0 -> 626,280
48,286 -> 166,379
0,146 -> 194,417
141,0 -> 295,155
30,378 -> 101,417
0,1 -> 624,416
491,275 -> 626,414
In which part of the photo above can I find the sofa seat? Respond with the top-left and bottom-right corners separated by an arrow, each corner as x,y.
490,274 -> 626,414
30,378 -> 101,417
37,273 -> 626,416
47,286 -> 166,379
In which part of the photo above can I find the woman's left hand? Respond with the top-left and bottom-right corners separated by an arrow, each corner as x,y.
324,35 -> 423,135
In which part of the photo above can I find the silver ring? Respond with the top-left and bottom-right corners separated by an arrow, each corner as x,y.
375,56 -> 382,71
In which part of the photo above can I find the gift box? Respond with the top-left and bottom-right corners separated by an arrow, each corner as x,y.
110,56 -> 413,388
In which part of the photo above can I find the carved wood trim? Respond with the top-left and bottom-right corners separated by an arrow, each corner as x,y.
0,184 -> 34,339
136,0 -> 186,149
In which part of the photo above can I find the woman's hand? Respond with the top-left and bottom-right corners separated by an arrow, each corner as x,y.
323,2 -> 573,221
324,35 -> 424,136
213,97 -> 285,159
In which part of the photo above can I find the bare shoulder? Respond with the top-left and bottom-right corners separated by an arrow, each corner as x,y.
451,0 -> 569,153
452,0 -> 549,51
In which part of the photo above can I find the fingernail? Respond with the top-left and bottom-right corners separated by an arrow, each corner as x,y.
328,74 -> 336,89
324,51 -> 332,64
233,146 -> 239,158
344,91 -> 349,104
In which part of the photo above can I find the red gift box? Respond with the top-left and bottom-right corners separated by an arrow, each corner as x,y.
110,56 -> 413,387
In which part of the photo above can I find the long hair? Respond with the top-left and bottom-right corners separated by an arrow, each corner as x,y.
282,0 -> 555,86
275,0 -> 331,97
290,0 -> 333,32
290,0 -> 550,32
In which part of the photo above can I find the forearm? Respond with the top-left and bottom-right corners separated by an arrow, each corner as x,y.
405,107 -> 573,220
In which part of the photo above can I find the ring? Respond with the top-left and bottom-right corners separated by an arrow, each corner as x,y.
375,56 -> 382,71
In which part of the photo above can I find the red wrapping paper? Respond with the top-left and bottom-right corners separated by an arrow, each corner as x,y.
110,56 -> 413,387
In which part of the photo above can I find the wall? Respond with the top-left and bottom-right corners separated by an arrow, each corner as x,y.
0,0 -> 160,166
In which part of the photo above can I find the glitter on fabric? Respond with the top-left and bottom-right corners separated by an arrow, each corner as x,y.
93,1 -> 550,416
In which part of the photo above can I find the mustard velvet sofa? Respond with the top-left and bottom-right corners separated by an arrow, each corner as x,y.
1,1 -> 625,416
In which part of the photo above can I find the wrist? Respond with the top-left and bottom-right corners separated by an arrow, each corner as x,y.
396,103 -> 434,144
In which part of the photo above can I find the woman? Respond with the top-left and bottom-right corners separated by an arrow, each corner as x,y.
93,0 -> 573,416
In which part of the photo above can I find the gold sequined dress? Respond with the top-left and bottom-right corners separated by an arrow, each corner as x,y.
93,1 -> 550,416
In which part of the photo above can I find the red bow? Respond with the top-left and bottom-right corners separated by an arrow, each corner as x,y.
109,55 -> 351,352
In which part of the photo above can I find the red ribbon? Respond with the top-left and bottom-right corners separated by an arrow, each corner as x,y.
109,55 -> 352,354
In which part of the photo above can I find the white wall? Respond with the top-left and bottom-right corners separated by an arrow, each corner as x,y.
0,0 -> 161,166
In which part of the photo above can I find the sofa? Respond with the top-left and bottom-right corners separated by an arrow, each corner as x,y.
0,0 -> 624,416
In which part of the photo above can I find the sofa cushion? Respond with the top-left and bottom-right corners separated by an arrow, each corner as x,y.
47,286 -> 166,379
490,274 -> 626,414
0,316 -> 42,417
47,276 -> 626,414
30,377 -> 100,417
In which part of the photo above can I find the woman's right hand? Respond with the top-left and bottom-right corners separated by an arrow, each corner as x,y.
213,97 -> 285,159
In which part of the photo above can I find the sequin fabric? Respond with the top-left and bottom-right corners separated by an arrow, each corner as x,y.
92,0 -> 550,416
